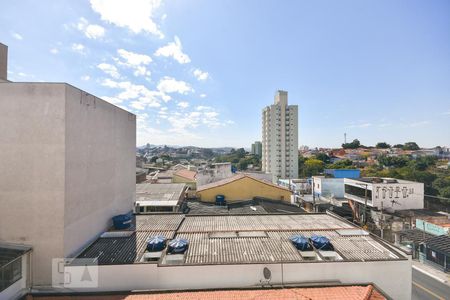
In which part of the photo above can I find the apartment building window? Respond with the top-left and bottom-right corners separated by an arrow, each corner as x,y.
0,257 -> 22,292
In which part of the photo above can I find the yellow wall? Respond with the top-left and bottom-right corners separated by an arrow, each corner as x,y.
197,176 -> 292,203
172,175 -> 196,195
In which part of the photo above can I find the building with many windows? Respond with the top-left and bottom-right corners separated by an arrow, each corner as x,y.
251,141 -> 262,157
262,90 -> 298,182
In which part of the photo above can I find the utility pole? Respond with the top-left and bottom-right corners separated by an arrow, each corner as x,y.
380,201 -> 384,239
312,177 -> 316,212
364,183 -> 368,226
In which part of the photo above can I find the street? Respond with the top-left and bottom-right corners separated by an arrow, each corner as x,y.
412,268 -> 450,300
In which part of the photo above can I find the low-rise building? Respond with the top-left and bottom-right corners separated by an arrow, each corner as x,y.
65,213 -> 411,299
197,174 -> 292,203
172,169 -> 197,194
135,183 -> 187,213
344,177 -> 424,214
419,235 -> 450,272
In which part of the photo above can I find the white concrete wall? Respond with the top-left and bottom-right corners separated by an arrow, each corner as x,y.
372,182 -> 424,211
65,259 -> 411,299
63,85 -> 136,258
0,82 -> 136,286
344,179 -> 424,211
0,83 -> 66,286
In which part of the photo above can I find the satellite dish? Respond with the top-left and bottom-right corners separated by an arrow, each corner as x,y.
263,267 -> 271,280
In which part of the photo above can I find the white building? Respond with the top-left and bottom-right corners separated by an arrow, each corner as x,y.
0,43 -> 136,287
262,90 -> 298,182
251,141 -> 262,157
344,177 -> 424,213
64,213 -> 412,300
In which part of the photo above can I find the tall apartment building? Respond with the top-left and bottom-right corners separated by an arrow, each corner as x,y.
251,141 -> 262,157
0,43 -> 136,287
262,90 -> 298,181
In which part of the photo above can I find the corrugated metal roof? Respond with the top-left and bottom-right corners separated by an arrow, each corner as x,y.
178,214 -> 353,233
76,231 -> 175,265
75,214 -> 404,265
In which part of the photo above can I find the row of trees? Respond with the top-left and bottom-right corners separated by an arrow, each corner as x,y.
215,148 -> 261,171
342,139 -> 420,150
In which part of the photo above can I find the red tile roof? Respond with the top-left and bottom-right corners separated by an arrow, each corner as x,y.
174,169 -> 197,181
29,285 -> 386,300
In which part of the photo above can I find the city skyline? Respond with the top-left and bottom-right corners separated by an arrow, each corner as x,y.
1,0 -> 449,148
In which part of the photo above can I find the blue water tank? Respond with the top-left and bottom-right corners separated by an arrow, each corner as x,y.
289,235 -> 312,251
147,236 -> 167,252
112,214 -> 131,230
168,238 -> 189,254
310,235 -> 333,250
215,195 -> 226,206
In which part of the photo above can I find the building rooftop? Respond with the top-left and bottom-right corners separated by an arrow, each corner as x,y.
422,235 -> 450,254
75,213 -> 406,266
398,228 -> 436,244
197,174 -> 290,192
347,177 -> 417,185
136,183 -> 187,207
185,199 -> 305,215
174,169 -> 197,181
27,284 -> 387,299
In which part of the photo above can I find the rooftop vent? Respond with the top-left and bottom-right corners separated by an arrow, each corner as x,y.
310,235 -> 334,251
290,235 -> 313,251
146,236 -> 167,252
168,238 -> 189,254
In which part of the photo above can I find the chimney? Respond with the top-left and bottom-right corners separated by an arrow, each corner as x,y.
0,43 -> 8,82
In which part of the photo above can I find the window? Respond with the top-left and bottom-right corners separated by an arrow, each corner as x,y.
345,184 -> 372,199
0,257 -> 22,292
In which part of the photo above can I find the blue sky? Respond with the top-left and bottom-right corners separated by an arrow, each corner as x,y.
1,0 -> 449,148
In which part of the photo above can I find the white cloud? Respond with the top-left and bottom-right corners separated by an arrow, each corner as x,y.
404,120 -> 430,128
442,110 -> 450,116
81,75 -> 90,81
71,43 -> 86,54
199,93 -> 207,98
90,0 -> 164,38
347,122 -> 372,129
154,36 -> 190,64
101,79 -> 166,108
97,63 -> 120,78
11,32 -> 23,40
50,48 -> 59,54
115,49 -> 152,77
193,68 -> 209,81
177,101 -> 189,109
101,96 -> 123,104
157,76 -> 193,94
77,17 -> 105,39
196,105 -> 212,111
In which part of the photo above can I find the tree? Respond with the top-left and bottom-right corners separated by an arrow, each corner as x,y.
304,159 -> 325,176
298,155 -> 306,177
439,186 -> 450,199
376,142 -> 391,149
328,159 -> 354,169
342,139 -> 361,149
377,155 -> 409,168
315,153 -> 331,164
393,144 -> 403,149
238,158 -> 248,170
403,142 -> 420,150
